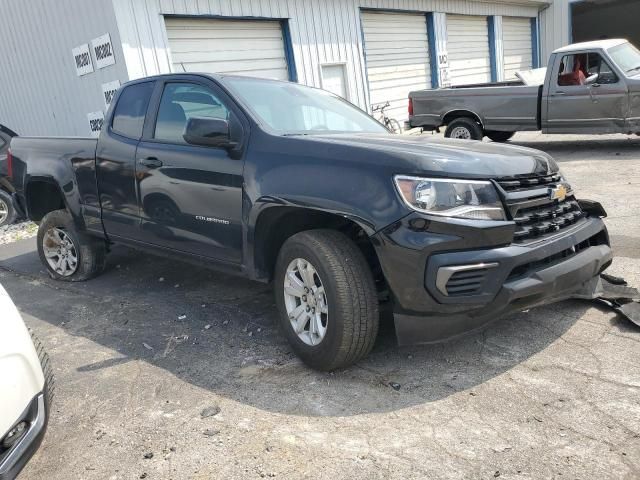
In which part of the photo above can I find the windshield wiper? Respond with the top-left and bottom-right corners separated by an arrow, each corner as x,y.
625,65 -> 640,73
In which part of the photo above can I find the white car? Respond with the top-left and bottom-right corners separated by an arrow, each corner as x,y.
0,283 -> 52,479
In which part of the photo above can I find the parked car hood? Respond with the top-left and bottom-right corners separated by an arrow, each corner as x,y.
302,133 -> 558,178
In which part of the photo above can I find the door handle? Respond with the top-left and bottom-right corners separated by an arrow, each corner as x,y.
554,91 -> 566,96
138,157 -> 163,168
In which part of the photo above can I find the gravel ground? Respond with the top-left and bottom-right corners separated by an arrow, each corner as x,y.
0,221 -> 37,245
1,132 -> 639,480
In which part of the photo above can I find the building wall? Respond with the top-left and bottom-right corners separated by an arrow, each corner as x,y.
539,0 -> 571,62
0,0 -> 129,136
112,0 -> 546,113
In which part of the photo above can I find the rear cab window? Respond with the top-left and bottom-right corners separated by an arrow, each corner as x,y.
111,82 -> 155,139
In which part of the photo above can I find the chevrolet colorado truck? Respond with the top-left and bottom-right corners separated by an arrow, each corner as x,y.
8,73 -> 612,370
408,39 -> 640,141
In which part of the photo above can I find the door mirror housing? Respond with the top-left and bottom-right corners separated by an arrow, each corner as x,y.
585,73 -> 599,85
183,117 -> 237,149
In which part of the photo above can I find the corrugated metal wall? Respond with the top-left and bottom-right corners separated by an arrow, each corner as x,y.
112,0 -> 544,113
539,0 -> 571,61
0,0 -> 128,136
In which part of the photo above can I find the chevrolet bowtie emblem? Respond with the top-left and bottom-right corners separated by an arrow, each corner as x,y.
549,184 -> 567,202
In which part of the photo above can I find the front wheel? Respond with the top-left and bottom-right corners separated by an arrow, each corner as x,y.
37,209 -> 107,281
444,118 -> 484,141
486,130 -> 516,143
0,190 -> 17,227
274,230 -> 379,371
387,118 -> 403,134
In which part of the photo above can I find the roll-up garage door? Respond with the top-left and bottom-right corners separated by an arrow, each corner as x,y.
165,17 -> 290,80
447,15 -> 491,86
503,17 -> 533,80
361,11 -> 431,124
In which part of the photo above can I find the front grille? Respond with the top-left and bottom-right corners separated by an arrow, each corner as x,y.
497,173 -> 562,192
445,267 -> 490,296
497,175 -> 585,243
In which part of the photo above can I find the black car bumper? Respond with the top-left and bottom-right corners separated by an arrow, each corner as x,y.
373,214 -> 612,345
0,393 -> 48,480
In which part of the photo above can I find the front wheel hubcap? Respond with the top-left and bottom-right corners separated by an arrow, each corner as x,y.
42,228 -> 79,276
283,258 -> 328,346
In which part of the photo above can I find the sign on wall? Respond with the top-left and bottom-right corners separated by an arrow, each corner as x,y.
101,80 -> 121,109
72,43 -> 94,76
437,52 -> 451,88
91,33 -> 116,69
87,111 -> 104,137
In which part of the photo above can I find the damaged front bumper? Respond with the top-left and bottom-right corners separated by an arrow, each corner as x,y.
373,213 -> 613,345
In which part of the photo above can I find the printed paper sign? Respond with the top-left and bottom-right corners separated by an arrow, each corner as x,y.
101,80 -> 121,109
437,52 -> 451,88
91,33 -> 116,69
72,44 -> 94,76
87,111 -> 105,137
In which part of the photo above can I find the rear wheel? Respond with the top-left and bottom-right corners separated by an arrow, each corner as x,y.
274,230 -> 379,371
37,209 -> 106,281
444,117 -> 484,141
0,190 -> 16,227
486,130 -> 516,143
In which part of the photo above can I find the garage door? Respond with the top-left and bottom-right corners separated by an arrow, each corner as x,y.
361,11 -> 431,124
503,17 -> 533,80
447,15 -> 491,86
164,17 -> 290,80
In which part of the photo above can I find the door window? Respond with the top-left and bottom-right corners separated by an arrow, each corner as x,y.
558,53 -> 618,86
112,81 -> 154,139
154,83 -> 229,144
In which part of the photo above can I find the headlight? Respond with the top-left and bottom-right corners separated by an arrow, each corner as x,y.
394,175 -> 506,221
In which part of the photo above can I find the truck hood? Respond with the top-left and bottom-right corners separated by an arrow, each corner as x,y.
302,133 -> 558,178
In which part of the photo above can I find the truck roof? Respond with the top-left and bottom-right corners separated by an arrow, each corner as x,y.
553,39 -> 627,54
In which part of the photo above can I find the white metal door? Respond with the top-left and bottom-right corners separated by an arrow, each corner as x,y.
361,11 -> 431,124
503,17 -> 533,80
447,15 -> 491,86
165,17 -> 289,80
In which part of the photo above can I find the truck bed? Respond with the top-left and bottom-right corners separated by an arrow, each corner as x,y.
409,83 -> 542,132
10,136 -> 100,223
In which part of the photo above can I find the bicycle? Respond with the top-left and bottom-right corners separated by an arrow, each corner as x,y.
371,101 -> 403,134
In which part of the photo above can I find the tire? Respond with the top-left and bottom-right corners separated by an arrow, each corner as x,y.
387,119 -> 403,134
444,117 -> 484,141
486,130 -> 516,143
37,209 -> 106,281
30,331 -> 54,407
274,230 -> 379,371
0,189 -> 17,227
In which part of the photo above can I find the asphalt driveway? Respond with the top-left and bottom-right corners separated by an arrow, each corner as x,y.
2,132 -> 639,479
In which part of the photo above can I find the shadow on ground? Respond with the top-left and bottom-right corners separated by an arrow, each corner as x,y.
0,238 -> 599,417
508,136 -> 640,161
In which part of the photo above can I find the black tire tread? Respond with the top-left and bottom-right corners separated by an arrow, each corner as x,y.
30,331 -> 54,406
278,229 -> 379,371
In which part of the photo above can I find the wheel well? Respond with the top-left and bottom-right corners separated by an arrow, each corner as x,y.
26,180 -> 65,221
442,110 -> 483,128
254,207 -> 384,287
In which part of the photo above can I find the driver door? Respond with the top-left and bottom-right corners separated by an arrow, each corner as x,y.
546,51 -> 628,133
135,78 -> 245,263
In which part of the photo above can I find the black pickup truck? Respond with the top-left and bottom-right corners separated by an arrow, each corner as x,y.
9,73 -> 612,370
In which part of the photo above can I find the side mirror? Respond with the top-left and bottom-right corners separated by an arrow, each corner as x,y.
585,73 -> 599,85
183,117 -> 236,148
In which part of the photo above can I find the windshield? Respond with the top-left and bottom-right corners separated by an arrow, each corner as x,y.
221,77 -> 389,135
608,42 -> 640,74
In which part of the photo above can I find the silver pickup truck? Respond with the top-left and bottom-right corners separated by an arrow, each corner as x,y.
408,39 -> 640,141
